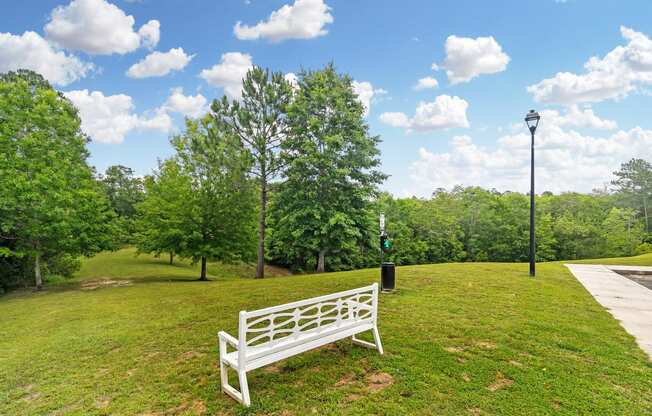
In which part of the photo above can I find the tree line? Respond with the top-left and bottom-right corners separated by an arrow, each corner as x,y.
1,68 -> 651,292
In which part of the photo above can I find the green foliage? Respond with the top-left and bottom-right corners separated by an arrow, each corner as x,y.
210,66 -> 293,278
100,165 -> 144,218
99,165 -> 145,243
44,254 -> 82,278
168,117 -> 257,278
612,158 -> 652,234
601,207 -> 644,256
376,193 -> 465,265
0,69 -> 117,290
315,187 -> 646,268
135,159 -> 192,264
635,242 -> 652,255
267,64 -> 385,272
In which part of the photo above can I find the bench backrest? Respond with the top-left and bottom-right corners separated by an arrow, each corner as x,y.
237,283 -> 378,360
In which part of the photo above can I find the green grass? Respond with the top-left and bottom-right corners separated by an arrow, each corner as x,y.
70,247 -> 291,283
1,252 -> 652,415
567,252 -> 652,267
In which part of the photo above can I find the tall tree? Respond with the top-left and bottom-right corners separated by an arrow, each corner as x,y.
100,165 -> 145,243
135,159 -> 193,265
100,165 -> 144,218
171,117 -> 257,280
0,70 -> 116,289
275,64 -> 386,273
601,207 -> 644,256
209,67 -> 293,278
612,158 -> 652,233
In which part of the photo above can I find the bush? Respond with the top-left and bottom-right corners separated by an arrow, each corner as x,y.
635,242 -> 652,255
44,254 -> 82,278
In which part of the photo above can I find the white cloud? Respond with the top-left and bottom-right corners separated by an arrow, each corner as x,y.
406,116 -> 652,197
351,81 -> 387,117
379,112 -> 410,128
138,19 -> 160,49
413,76 -> 439,90
64,89 -> 171,144
0,31 -> 92,86
234,0 -> 333,42
540,105 -> 617,130
528,27 -> 652,104
160,87 -> 207,119
126,48 -> 193,79
379,95 -> 469,132
44,0 -> 160,55
138,109 -> 172,132
439,35 -> 510,84
199,52 -> 253,99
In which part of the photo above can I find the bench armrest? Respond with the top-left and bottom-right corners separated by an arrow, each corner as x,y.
219,331 -> 239,348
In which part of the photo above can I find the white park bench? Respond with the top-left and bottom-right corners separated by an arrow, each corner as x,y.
218,283 -> 383,407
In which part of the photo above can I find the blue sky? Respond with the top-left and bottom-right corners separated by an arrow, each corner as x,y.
3,0 -> 652,196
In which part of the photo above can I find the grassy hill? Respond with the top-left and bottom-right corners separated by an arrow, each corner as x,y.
1,252 -> 652,415
72,247 -> 291,283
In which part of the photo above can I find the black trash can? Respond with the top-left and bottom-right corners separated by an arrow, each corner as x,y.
381,262 -> 395,291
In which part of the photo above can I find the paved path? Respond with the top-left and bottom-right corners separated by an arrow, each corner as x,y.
565,264 -> 652,359
608,265 -> 652,290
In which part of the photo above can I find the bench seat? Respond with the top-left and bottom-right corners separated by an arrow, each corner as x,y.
218,283 -> 383,407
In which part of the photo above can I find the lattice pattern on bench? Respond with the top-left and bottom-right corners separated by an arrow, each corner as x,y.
218,283 -> 383,407
244,290 -> 374,348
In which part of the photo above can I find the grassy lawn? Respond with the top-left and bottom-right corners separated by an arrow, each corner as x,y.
1,252 -> 652,415
71,247 -> 291,283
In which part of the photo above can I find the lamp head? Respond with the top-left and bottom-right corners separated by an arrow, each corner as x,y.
525,109 -> 541,133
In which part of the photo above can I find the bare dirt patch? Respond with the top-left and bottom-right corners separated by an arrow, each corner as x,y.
364,372 -> 394,393
20,384 -> 40,403
80,279 -> 132,290
315,343 -> 339,353
487,372 -> 514,392
335,373 -> 357,387
476,341 -> 497,350
509,360 -> 523,367
191,400 -> 207,415
345,393 -> 363,402
177,351 -> 206,363
461,373 -> 471,382
263,363 -> 283,374
445,346 -> 464,353
95,396 -> 111,409
467,408 -> 483,415
145,351 -> 163,359
149,398 -> 208,415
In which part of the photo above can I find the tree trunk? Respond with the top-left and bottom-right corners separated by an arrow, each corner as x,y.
34,253 -> 42,290
317,249 -> 326,273
256,177 -> 267,279
643,196 -> 649,233
198,256 -> 208,281
169,252 -> 174,265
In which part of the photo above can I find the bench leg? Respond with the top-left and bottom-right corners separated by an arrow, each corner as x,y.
372,325 -> 384,355
238,370 -> 251,407
219,361 -> 251,407
219,359 -> 229,393
352,325 -> 384,355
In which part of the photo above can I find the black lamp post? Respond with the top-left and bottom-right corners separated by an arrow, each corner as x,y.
525,110 -> 540,277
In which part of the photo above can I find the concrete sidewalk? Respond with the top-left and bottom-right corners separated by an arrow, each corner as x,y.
565,264 -> 652,359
